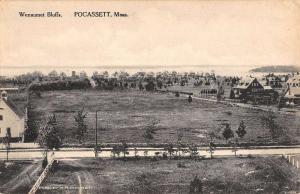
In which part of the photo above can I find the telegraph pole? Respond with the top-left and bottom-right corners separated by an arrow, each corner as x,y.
95,110 -> 100,157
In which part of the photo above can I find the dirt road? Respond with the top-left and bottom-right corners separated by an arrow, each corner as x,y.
0,161 -> 41,194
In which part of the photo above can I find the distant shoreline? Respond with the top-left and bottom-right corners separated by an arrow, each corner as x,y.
0,65 -> 259,69
250,65 -> 300,73
1,65 -> 295,77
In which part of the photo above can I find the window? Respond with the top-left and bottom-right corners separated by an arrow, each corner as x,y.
0,115 -> 2,120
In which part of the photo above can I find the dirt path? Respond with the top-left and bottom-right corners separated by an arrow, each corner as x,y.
1,162 -> 41,193
64,160 -> 96,194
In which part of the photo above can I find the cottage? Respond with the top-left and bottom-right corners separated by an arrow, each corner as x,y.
261,74 -> 286,89
286,74 -> 300,88
233,77 -> 278,104
284,87 -> 300,105
0,91 -> 25,142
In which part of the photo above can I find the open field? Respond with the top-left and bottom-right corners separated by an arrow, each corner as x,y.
162,82 -> 233,98
39,156 -> 299,194
0,160 -> 41,194
28,89 -> 300,145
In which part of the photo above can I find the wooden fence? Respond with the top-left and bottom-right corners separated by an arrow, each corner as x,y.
28,158 -> 55,194
284,154 -> 300,169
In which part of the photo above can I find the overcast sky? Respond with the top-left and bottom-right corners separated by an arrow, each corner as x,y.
0,0 -> 299,68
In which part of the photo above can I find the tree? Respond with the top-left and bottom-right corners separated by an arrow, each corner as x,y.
229,89 -> 235,99
24,105 -> 38,142
207,132 -> 217,158
74,108 -> 88,144
138,82 -> 144,91
3,128 -> 11,161
36,114 -> 63,165
208,141 -> 216,159
216,84 -> 224,102
189,175 -> 203,193
143,120 -> 158,143
236,121 -> 247,139
261,111 -> 283,140
188,95 -> 192,103
112,145 -> 121,158
176,131 -> 184,157
120,142 -> 129,158
94,144 -> 102,157
277,89 -> 286,110
222,123 -> 234,144
231,138 -> 239,157
188,144 -> 199,159
164,144 -> 175,158
157,80 -> 163,89
48,70 -> 58,77
145,81 -> 156,91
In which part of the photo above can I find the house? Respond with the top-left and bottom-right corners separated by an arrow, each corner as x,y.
284,87 -> 300,105
282,75 -> 300,105
0,90 -> 26,142
233,77 -> 278,104
261,74 -> 286,89
286,74 -> 300,88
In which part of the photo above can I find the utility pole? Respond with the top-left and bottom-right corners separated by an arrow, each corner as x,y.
95,110 -> 100,157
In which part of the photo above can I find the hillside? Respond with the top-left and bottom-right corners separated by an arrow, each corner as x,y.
250,65 -> 300,73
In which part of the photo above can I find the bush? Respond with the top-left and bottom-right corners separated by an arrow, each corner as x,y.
177,162 -> 186,168
145,81 -> 155,91
162,152 -> 168,159
24,107 -> 38,142
189,175 -> 203,193
188,95 -> 192,103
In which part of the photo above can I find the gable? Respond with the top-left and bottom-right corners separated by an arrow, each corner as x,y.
0,99 -> 24,119
249,79 -> 264,89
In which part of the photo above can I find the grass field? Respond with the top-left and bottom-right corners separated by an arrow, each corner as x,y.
28,89 -> 300,145
0,160 -> 41,194
39,156 -> 300,194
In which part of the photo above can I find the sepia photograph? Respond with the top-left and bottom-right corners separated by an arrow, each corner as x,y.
0,0 -> 300,193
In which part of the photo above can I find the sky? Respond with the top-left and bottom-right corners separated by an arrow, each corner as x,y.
0,0 -> 300,69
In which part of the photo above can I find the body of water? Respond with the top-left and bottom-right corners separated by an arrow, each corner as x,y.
0,65 -> 266,77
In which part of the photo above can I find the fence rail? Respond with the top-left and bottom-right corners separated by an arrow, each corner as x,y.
284,154 -> 300,169
28,158 -> 55,194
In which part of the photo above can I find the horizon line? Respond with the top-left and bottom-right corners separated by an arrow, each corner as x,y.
1,64 -> 295,69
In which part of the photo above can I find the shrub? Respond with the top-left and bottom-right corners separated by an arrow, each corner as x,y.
177,162 -> 186,168
189,175 -> 203,193
162,152 -> 168,159
188,95 -> 192,103
145,81 -> 156,91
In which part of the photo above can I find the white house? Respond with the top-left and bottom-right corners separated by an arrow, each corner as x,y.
286,75 -> 300,88
0,91 -> 25,142
283,75 -> 300,105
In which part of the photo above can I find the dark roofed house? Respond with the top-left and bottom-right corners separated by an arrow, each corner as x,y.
233,77 -> 278,104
